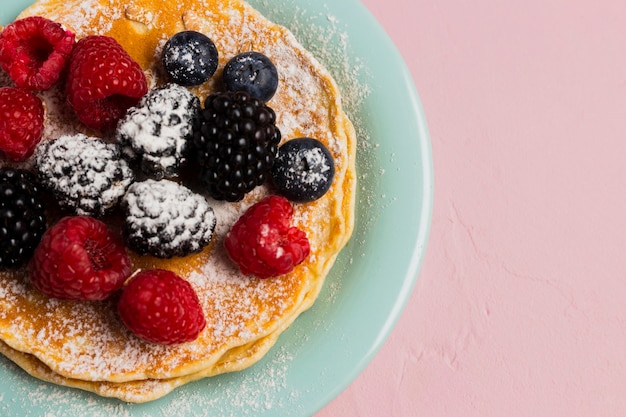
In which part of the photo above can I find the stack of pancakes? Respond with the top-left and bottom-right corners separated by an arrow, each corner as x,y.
0,0 -> 356,402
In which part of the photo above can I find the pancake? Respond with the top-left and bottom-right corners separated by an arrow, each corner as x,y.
0,323 -> 282,402
0,0 -> 356,402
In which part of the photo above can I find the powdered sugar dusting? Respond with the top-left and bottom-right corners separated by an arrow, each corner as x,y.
265,2 -> 381,258
116,83 -> 199,179
286,146 -> 331,185
34,134 -> 135,217
24,0 -> 120,35
0,0 -> 370,412
123,179 -> 216,257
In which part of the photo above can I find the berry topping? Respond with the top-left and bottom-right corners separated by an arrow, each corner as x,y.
271,137 -> 335,202
117,269 -> 206,345
161,31 -> 219,87
116,83 -> 200,179
0,87 -> 44,161
193,91 -> 281,202
0,168 -> 47,268
225,195 -> 310,278
66,35 -> 148,131
223,51 -> 279,102
29,216 -> 132,300
0,16 -> 75,91
122,179 -> 216,258
35,134 -> 134,217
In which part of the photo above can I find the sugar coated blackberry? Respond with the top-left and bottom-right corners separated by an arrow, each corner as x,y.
122,179 -> 216,258
35,134 -> 135,217
0,168 -> 47,268
271,138 -> 335,202
162,31 -> 219,86
116,84 -> 200,179
193,91 -> 281,202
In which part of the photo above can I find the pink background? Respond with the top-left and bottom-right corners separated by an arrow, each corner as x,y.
319,0 -> 626,416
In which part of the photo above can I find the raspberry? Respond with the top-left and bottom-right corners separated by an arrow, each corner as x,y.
117,269 -> 206,345
0,87 -> 44,161
225,195 -> 310,278
29,216 -> 132,300
66,35 -> 148,131
0,16 -> 75,91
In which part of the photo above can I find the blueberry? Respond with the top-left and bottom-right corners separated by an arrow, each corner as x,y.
162,31 -> 218,86
223,51 -> 279,102
271,138 -> 335,202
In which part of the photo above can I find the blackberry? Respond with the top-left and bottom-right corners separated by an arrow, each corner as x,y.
271,138 -> 335,202
223,51 -> 279,102
0,168 -> 47,268
35,134 -> 135,217
193,91 -> 281,202
162,31 -> 219,87
116,84 -> 200,179
122,179 -> 216,258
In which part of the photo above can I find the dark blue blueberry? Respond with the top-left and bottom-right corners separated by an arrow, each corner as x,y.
271,138 -> 335,203
162,31 -> 218,86
223,51 -> 279,102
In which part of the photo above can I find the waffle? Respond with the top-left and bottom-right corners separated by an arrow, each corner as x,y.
0,0 -> 356,402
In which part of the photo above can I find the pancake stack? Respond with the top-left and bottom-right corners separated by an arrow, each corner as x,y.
0,0 -> 356,402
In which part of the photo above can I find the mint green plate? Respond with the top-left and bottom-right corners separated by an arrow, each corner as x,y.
0,1 -> 432,415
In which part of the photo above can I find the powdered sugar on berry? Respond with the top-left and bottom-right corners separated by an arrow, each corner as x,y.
116,83 -> 199,179
123,179 -> 216,258
34,134 -> 135,217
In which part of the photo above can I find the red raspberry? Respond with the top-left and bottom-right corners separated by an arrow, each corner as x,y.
66,35 -> 147,131
29,216 -> 132,301
117,269 -> 206,345
0,87 -> 44,161
0,16 -> 75,91
225,195 -> 310,279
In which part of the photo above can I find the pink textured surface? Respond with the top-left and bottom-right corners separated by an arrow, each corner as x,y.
318,0 -> 626,416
